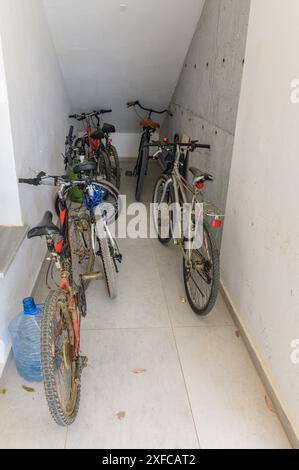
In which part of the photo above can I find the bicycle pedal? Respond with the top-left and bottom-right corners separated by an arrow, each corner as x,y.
116,253 -> 123,264
78,355 -> 88,370
82,272 -> 104,281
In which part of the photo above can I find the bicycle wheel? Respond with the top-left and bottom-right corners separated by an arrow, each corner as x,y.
183,220 -> 220,316
41,289 -> 81,426
70,212 -> 95,289
98,235 -> 117,299
152,175 -> 174,245
95,179 -> 121,225
108,144 -> 121,190
135,134 -> 149,201
97,150 -> 112,182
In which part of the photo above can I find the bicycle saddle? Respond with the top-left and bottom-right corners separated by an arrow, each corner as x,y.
73,161 -> 97,174
189,167 -> 213,182
91,129 -> 105,140
139,119 -> 160,130
27,211 -> 60,239
102,123 -> 116,134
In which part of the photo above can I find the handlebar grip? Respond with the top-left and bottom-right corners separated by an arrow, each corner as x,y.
194,144 -> 211,150
19,178 -> 39,186
68,125 -> 74,141
99,109 -> 112,114
69,114 -> 77,119
127,101 -> 138,108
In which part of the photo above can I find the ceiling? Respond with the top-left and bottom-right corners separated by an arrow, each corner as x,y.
43,0 -> 205,132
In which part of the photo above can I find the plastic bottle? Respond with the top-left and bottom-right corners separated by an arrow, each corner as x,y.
9,297 -> 44,382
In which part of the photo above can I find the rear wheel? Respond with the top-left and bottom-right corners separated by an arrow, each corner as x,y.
183,221 -> 219,316
41,289 -> 81,426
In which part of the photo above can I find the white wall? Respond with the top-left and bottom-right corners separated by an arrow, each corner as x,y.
221,0 -> 299,436
0,34 -> 22,225
43,0 -> 205,132
0,0 -> 71,375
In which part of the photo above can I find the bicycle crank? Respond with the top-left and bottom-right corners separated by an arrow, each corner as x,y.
81,271 -> 104,281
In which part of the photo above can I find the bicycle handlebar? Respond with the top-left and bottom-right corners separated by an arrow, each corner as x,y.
127,100 -> 173,117
69,109 -> 112,121
144,141 -> 211,150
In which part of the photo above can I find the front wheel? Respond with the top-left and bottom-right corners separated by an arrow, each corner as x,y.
152,175 -> 174,245
41,289 -> 81,426
99,236 -> 117,299
97,150 -> 112,182
135,138 -> 149,201
108,144 -> 121,190
183,221 -> 220,316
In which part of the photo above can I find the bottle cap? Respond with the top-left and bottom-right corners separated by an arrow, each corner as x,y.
23,297 -> 42,316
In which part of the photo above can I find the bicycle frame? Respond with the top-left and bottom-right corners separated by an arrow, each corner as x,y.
84,117 -> 102,158
154,145 -> 204,263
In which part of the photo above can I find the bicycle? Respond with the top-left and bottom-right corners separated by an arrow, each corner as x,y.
151,140 -> 224,316
19,163 -> 122,425
126,100 -> 173,201
70,110 -> 120,187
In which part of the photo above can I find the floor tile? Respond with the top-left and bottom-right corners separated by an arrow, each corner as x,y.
83,238 -> 170,330
0,360 -> 66,449
66,328 -> 199,449
152,240 -> 233,328
174,326 -> 291,449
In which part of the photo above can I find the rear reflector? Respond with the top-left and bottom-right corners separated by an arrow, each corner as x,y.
197,182 -> 204,190
108,138 -> 113,143
163,136 -> 169,143
212,219 -> 222,228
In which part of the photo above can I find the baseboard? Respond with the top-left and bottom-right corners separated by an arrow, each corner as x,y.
0,348 -> 13,386
220,281 -> 299,449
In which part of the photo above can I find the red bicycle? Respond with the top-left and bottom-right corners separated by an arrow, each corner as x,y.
69,110 -> 113,182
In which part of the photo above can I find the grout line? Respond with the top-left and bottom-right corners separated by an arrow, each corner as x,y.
64,427 -> 69,449
81,323 -> 233,332
151,239 -> 201,449
81,326 -> 171,332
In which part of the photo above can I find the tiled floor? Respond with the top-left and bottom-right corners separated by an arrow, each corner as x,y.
0,160 -> 291,449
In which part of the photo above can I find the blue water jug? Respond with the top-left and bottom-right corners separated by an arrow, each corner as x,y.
9,297 -> 44,382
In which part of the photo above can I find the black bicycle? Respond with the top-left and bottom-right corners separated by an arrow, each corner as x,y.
126,100 -> 173,201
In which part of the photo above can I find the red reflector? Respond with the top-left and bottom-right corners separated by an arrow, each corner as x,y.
162,136 -> 169,143
212,219 -> 222,228
197,182 -> 204,190
55,240 -> 64,254
108,138 -> 112,143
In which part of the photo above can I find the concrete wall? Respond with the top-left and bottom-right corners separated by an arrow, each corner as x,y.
221,0 -> 299,437
161,0 -> 251,245
0,0 -> 71,375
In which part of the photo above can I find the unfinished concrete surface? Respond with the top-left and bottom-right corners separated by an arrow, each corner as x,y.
161,0 -> 251,246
